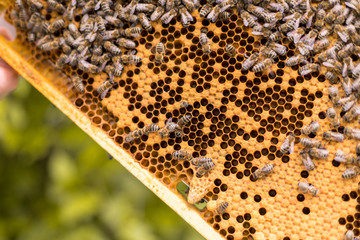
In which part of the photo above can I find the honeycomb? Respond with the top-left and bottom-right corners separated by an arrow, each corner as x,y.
1,0 -> 360,239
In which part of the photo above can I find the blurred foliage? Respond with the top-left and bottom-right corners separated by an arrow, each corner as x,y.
0,78 -> 204,240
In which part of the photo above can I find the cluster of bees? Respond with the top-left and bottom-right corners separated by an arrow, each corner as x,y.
125,114 -> 191,142
10,0 -> 203,100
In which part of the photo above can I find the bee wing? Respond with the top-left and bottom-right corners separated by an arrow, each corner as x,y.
166,117 -> 173,125
100,88 -> 110,100
306,16 -> 314,28
322,61 -> 335,68
300,69 -> 312,76
95,1 -> 101,10
180,12 -> 188,25
289,141 -> 294,154
338,32 -> 349,43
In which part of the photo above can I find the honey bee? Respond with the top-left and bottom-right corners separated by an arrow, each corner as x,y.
300,150 -> 315,171
225,44 -> 236,57
102,30 -> 121,41
215,202 -> 229,214
78,59 -> 98,73
314,8 -> 325,30
285,54 -> 306,67
40,40 -> 60,51
341,77 -> 352,97
72,75 -> 85,93
344,230 -> 355,240
252,164 -> 275,180
301,121 -> 320,136
308,147 -> 329,159
123,0 -> 139,15
116,38 -> 136,49
296,42 -> 311,57
113,61 -> 124,77
328,87 -> 340,107
81,0 -> 96,14
326,107 -> 340,129
280,133 -> 295,154
165,0 -> 175,12
65,4 -> 76,21
155,42 -> 165,64
325,71 -> 339,85
313,38 -> 330,53
91,53 -> 111,65
298,63 -> 320,76
121,27 -> 142,38
159,118 -> 179,138
172,149 -> 192,160
56,54 -> 67,69
195,166 -> 208,178
343,105 -> 360,122
334,24 -> 350,43
356,143 -> 360,157
48,0 -> 65,13
103,41 -> 122,55
161,8 -> 178,24
27,12 -> 42,30
135,3 -> 156,12
151,6 -> 165,21
119,11 -> 138,23
68,24 -> 81,39
344,127 -> 360,140
242,52 -> 259,71
125,129 -> 143,143
334,149 -> 358,165
246,4 -> 265,18
259,46 -> 277,59
266,42 -> 286,56
182,0 -> 195,12
207,5 -> 222,22
179,5 -> 194,28
264,12 -> 283,23
138,13 -> 153,32
219,11 -> 230,21
181,101 -> 189,108
318,26 -> 332,40
200,28 -> 211,54
252,58 -> 273,73
120,54 -> 142,65
348,25 -> 360,46
97,80 -> 113,100
191,157 -> 215,170
268,31 -> 283,42
299,138 -> 325,148
142,123 -> 160,135
342,167 -> 360,179
177,114 -> 191,129
240,10 -> 258,28
298,182 -> 319,196
287,28 -> 305,43
340,95 -> 357,113
323,131 -> 344,142
280,12 -> 301,32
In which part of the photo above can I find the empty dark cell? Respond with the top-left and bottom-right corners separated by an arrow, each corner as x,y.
348,215 -> 355,222
259,208 -> 266,215
302,207 -> 310,215
244,213 -> 251,220
269,189 -> 276,197
220,184 -> 228,191
301,171 -> 309,178
342,194 -> 350,201
339,218 -> 347,225
318,111 -> 326,119
254,195 -> 262,202
351,191 -> 358,199
297,194 -> 305,202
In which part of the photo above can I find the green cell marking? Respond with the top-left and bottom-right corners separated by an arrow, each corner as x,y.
176,181 -> 207,211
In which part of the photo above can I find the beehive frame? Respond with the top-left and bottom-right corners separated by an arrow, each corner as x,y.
2,0 -> 360,239
0,31 -> 225,240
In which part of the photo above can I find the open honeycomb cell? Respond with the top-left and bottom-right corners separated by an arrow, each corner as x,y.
2,0 -> 360,239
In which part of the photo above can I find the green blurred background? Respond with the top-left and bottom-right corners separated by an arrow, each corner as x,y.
0,78 -> 205,240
